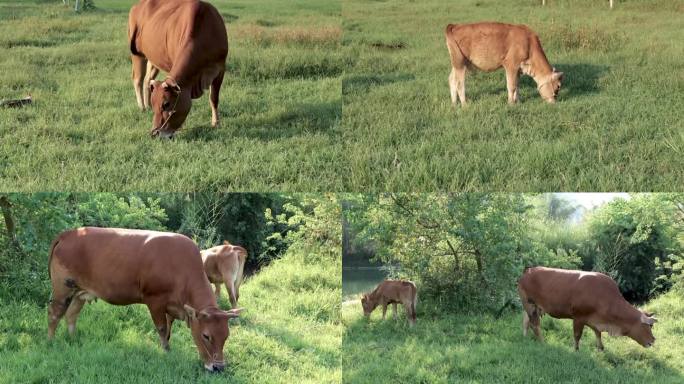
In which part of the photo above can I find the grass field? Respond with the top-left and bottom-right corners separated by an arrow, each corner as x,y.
342,290 -> 684,383
0,251 -> 342,384
342,0 -> 684,191
0,0 -> 342,191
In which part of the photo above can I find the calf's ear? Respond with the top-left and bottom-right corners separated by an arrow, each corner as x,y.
149,79 -> 161,91
163,78 -> 181,93
553,71 -> 564,81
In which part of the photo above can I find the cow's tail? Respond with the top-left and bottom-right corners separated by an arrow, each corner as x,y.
47,235 -> 62,280
444,23 -> 464,68
411,281 -> 417,316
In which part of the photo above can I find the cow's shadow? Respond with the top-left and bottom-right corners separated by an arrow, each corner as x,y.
518,63 -> 608,100
182,99 -> 341,142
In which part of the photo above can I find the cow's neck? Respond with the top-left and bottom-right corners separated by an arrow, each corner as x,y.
187,280 -> 218,311
526,43 -> 554,86
609,299 -> 642,330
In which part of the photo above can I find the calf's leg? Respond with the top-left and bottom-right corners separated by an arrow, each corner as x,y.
214,283 -> 221,300
131,54 -> 147,110
47,279 -> 77,339
147,302 -> 171,351
504,66 -> 520,104
522,310 -> 530,337
449,67 -> 467,106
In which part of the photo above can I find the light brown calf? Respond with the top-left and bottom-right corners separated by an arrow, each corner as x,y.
445,22 -> 563,105
201,241 -> 247,309
361,280 -> 417,326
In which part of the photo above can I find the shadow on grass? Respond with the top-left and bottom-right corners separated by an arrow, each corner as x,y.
182,100 -> 341,142
343,73 -> 415,95
517,63 -> 608,101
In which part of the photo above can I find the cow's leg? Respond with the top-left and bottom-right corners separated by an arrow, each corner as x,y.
528,308 -> 543,342
143,62 -> 159,110
47,281 -> 77,339
65,297 -> 86,336
165,314 -> 174,345
381,303 -> 387,320
449,67 -> 467,106
131,54 -> 147,110
504,66 -> 520,104
404,302 -> 416,326
572,320 -> 585,351
392,303 -> 397,319
209,70 -> 225,127
147,303 -> 171,351
587,325 -> 604,351
214,283 -> 221,300
225,280 -> 237,309
522,310 -> 530,337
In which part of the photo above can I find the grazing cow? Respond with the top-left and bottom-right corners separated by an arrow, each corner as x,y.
517,267 -> 657,351
445,22 -> 563,105
128,0 -> 229,138
361,280 -> 417,326
47,227 -> 243,372
201,241 -> 247,309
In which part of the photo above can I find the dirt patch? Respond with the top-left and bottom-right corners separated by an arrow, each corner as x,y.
233,25 -> 341,47
369,42 -> 406,50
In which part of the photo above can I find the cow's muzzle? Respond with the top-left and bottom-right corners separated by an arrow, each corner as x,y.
150,127 -> 175,139
205,361 -> 225,372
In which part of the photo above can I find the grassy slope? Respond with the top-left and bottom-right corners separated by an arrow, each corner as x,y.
0,0 -> 342,191
342,290 -> 684,383
342,0 -> 684,191
0,252 -> 342,384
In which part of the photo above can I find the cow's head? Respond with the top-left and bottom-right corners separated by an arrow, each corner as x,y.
360,294 -> 374,317
149,78 -> 191,139
538,69 -> 564,103
184,304 -> 243,372
628,311 -> 657,348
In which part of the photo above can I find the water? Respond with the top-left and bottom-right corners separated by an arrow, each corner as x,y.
342,266 -> 388,300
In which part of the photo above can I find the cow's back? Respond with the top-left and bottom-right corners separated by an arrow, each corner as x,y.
51,227 -> 203,305
519,267 -> 622,319
130,0 -> 228,76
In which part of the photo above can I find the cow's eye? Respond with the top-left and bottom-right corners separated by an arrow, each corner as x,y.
202,333 -> 211,342
162,101 -> 170,110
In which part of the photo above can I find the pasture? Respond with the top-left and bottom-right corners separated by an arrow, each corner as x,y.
342,290 -> 684,383
342,0 -> 684,191
0,248 -> 342,384
0,0 -> 342,191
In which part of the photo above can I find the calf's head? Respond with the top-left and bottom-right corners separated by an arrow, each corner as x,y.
627,311 -> 657,348
184,305 -> 243,372
360,294 -> 376,317
537,70 -> 564,103
149,78 -> 191,139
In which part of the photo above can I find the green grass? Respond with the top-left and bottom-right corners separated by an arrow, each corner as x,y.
0,0 -> 342,191
342,0 -> 684,191
0,252 -> 342,383
342,290 -> 684,383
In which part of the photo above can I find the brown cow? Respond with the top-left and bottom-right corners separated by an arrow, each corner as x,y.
47,227 -> 243,372
361,280 -> 417,326
201,241 -> 247,309
445,22 -> 563,105
128,0 -> 228,138
517,267 -> 657,351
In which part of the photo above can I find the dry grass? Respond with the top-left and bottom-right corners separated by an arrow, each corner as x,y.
233,24 -> 341,48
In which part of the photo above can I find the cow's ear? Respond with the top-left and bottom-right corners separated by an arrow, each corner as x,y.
184,304 -> 198,320
225,308 -> 244,319
553,71 -> 564,81
224,240 -> 230,245
163,78 -> 181,94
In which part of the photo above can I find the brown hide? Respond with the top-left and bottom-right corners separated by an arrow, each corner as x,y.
445,22 -> 563,105
47,227 -> 242,372
361,280 -> 417,325
201,241 -> 247,309
517,267 -> 656,350
128,0 -> 228,137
